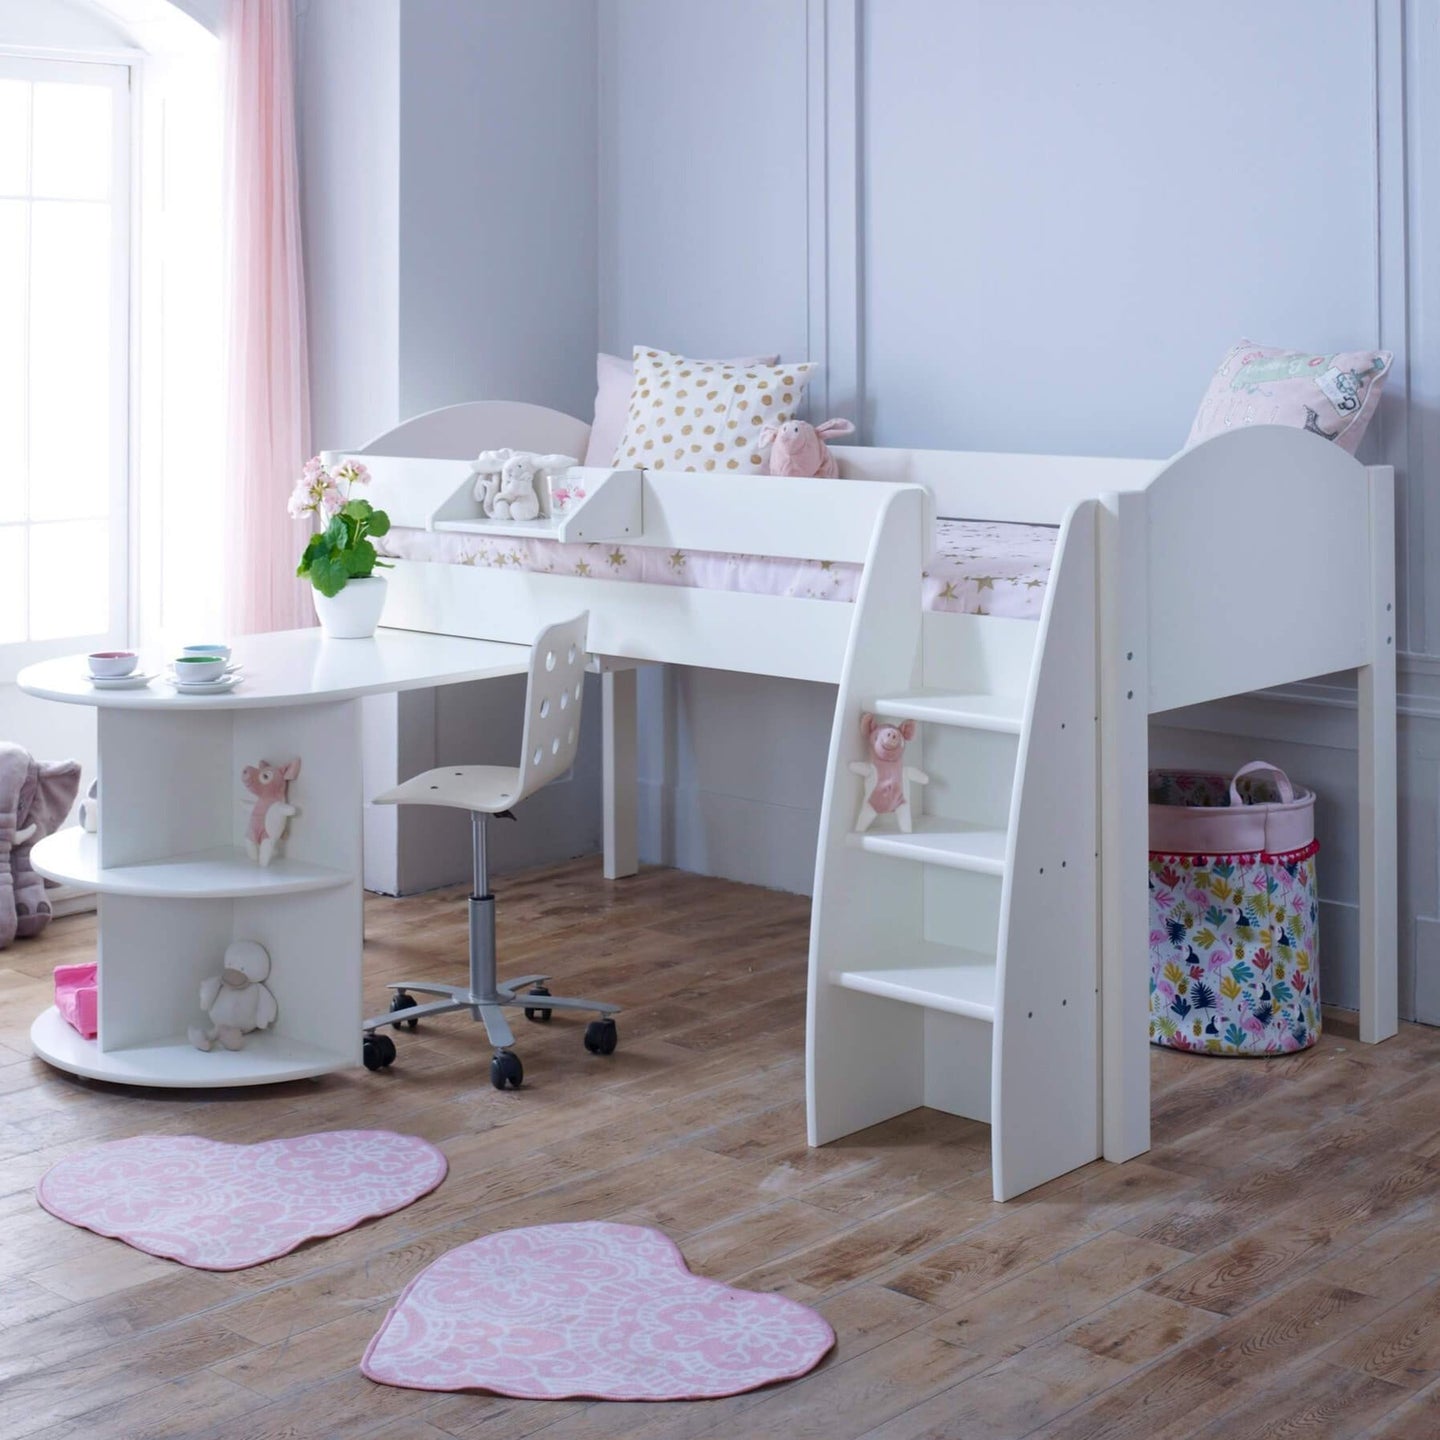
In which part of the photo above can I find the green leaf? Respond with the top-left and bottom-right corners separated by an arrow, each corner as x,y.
296,531 -> 327,577
324,513 -> 349,548
308,552 -> 351,597
341,498 -> 373,522
366,507 -> 391,537
345,538 -> 377,577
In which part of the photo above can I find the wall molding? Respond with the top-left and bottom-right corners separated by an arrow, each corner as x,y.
806,0 -> 861,427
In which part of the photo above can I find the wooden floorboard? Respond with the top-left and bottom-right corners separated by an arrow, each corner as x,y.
0,858 -> 1437,1439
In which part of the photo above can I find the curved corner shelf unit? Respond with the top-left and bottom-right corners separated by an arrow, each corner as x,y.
17,630 -> 535,1090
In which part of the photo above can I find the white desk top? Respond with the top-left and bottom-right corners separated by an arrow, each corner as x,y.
18,627 -> 531,711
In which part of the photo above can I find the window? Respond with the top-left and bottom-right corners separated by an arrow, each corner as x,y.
0,57 -> 130,679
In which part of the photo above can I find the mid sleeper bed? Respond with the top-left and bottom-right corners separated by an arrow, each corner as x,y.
346,401 -> 1397,1201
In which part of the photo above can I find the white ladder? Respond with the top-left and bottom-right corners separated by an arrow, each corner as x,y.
807,494 -> 1101,1202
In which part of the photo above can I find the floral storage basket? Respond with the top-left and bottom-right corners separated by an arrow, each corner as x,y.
1149,763 -> 1320,1056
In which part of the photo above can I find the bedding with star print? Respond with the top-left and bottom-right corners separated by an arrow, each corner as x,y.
378,517 -> 1057,620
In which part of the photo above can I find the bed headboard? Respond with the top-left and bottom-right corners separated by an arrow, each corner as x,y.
354,400 -> 591,462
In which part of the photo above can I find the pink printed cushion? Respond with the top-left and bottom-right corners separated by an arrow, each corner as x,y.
1186,340 -> 1392,455
584,350 -> 779,468
362,1220 -> 836,1400
37,1130 -> 447,1270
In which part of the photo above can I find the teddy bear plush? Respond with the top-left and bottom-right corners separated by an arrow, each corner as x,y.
242,758 -> 300,867
0,743 -> 81,949
849,713 -> 929,833
188,940 -> 278,1052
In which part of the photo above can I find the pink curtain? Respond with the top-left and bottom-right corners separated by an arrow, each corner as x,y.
222,0 -> 312,634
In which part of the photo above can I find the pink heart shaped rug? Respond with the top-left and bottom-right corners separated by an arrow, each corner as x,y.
37,1130 -> 447,1270
361,1221 -> 835,1400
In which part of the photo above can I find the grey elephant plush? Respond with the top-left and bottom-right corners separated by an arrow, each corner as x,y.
0,743 -> 81,949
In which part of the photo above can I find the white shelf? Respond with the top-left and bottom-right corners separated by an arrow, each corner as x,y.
849,817 -> 1009,875
33,829 -> 351,899
431,465 -> 642,544
833,944 -> 997,1021
30,1007 -> 354,1087
871,689 -> 1024,734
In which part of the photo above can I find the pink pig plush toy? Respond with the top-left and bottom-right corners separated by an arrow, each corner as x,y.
850,713 -> 929,833
759,417 -> 856,478
242,758 -> 300,867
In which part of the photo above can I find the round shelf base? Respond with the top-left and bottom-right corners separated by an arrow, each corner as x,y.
30,1007 -> 354,1088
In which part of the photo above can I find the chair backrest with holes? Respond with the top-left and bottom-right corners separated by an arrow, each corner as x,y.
514,613 -> 590,804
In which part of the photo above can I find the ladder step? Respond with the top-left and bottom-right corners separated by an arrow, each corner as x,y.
834,945 -> 997,1021
871,690 -> 1024,734
848,818 -> 1008,875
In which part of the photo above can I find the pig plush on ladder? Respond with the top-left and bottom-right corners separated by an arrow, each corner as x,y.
759,417 -> 856,479
850,713 -> 929,833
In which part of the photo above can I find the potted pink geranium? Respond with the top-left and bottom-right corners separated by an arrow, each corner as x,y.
289,454 -> 393,637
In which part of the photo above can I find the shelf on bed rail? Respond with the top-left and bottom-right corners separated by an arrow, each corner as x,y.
432,465 -> 642,544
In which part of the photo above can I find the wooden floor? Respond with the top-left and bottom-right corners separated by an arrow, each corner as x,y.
3,861 -> 1440,1439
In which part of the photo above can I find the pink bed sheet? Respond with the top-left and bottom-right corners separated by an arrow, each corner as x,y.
378,517 -> 1057,621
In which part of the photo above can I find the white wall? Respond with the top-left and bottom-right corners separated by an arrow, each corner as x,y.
400,0 -> 598,422
298,0 -> 401,453
595,0 -> 1440,1020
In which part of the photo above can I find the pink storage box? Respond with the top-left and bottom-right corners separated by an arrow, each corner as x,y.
54,963 -> 98,1040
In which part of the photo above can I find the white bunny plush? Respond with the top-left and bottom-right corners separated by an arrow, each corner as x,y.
469,450 -> 580,522
188,940 -> 278,1052
492,453 -> 542,522
470,448 -> 514,517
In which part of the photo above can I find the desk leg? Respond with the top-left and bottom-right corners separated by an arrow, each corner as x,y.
602,669 -> 639,880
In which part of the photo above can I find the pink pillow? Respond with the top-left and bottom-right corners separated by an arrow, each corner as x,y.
1186,340 -> 1392,456
584,350 -> 779,468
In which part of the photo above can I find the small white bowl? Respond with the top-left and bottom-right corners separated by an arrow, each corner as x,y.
172,654 -> 227,683
181,643 -> 231,663
88,650 -> 139,679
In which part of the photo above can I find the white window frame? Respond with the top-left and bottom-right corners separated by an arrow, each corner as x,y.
0,52 -> 134,683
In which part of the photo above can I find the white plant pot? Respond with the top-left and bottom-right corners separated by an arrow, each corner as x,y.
312,575 -> 387,639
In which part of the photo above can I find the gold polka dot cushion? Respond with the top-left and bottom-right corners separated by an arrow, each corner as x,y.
614,348 -> 816,474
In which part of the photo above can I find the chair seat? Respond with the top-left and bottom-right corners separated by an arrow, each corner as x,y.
374,765 -> 524,814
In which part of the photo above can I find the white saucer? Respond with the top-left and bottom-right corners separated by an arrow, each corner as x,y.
167,661 -> 242,676
87,672 -> 157,690
168,673 -> 244,695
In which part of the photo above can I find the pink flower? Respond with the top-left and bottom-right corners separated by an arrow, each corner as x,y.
334,460 -> 369,487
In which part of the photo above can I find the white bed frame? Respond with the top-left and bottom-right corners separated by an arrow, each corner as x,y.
345,402 -> 1397,1202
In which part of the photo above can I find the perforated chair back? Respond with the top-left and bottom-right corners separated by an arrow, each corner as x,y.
512,613 -> 590,806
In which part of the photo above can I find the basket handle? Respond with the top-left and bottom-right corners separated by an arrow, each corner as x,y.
1230,760 -> 1295,807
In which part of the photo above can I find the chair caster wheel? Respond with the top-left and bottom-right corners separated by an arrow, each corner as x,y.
584,1018 -> 618,1056
524,985 -> 553,1023
491,1050 -> 524,1090
363,1033 -> 397,1071
390,992 -> 419,1031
